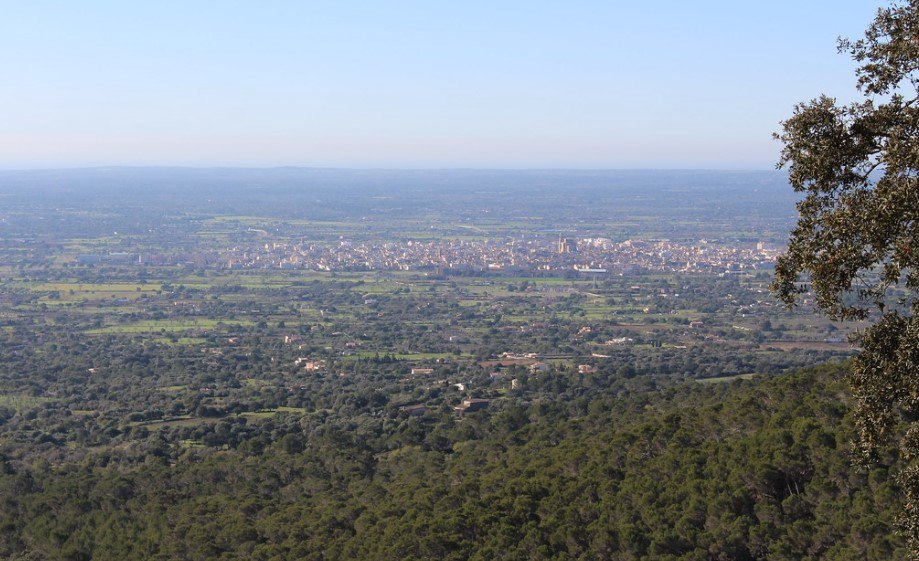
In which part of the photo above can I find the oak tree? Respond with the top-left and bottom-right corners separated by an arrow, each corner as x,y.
774,0 -> 919,551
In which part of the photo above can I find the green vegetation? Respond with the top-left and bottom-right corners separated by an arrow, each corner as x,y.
0,394 -> 54,413
0,364 -> 904,560
774,2 -> 919,552
0,169 -> 890,559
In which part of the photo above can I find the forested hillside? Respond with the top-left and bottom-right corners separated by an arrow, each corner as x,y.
0,363 -> 902,560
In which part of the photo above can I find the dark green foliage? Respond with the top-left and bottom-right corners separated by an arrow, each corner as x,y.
0,365 -> 904,560
774,1 -> 919,553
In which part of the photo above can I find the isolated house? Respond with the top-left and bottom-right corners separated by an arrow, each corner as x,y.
454,398 -> 489,414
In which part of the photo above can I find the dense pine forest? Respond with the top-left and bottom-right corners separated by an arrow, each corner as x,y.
0,363 -> 903,560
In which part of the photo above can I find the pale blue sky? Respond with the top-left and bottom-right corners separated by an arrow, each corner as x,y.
0,1 -> 882,169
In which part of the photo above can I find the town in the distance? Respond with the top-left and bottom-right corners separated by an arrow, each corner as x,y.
0,168 -> 902,559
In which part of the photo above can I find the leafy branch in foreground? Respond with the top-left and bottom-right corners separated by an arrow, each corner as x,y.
774,0 -> 919,551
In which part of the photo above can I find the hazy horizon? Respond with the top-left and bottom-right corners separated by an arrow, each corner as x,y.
0,164 -> 787,172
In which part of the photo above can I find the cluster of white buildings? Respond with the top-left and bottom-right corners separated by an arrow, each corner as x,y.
214,237 -> 781,275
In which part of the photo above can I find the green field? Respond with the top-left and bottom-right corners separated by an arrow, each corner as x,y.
0,394 -> 54,412
86,319 -> 254,334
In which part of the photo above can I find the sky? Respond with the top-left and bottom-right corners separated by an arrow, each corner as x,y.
0,1 -> 884,169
